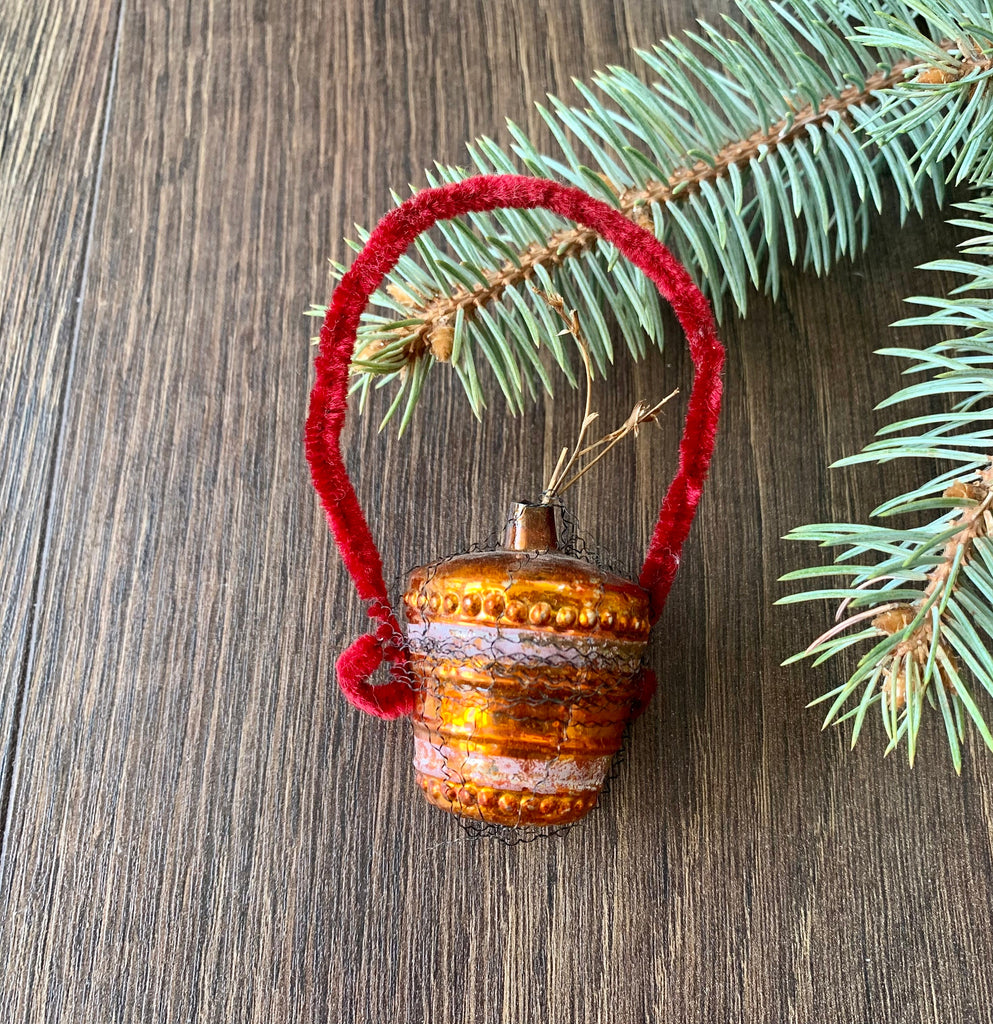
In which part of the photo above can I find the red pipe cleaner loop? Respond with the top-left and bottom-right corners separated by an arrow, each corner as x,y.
306,174 -> 725,720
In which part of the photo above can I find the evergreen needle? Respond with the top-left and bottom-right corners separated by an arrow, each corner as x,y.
314,0 -> 993,767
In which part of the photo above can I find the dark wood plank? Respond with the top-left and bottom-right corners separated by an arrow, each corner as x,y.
3,1 -> 993,1022
0,2 -> 122,847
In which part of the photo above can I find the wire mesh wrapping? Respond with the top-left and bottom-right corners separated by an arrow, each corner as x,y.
397,502 -> 651,839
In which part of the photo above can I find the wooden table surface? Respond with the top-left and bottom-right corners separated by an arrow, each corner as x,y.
3,1 -> 993,1021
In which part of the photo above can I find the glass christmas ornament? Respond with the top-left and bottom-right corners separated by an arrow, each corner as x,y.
305,174 -> 724,832
403,502 -> 651,827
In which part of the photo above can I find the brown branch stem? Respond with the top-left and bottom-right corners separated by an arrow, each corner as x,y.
375,43 -> 970,368
869,465 -> 993,705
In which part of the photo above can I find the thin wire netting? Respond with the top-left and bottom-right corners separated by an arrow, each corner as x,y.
387,501 -> 648,844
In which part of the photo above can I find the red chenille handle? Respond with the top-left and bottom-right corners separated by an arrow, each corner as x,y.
306,174 -> 725,719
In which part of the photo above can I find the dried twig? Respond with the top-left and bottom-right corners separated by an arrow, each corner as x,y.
535,291 -> 676,503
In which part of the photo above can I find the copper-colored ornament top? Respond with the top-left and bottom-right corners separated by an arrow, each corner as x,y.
403,503 -> 651,829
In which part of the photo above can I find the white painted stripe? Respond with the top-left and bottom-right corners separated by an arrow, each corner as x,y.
412,734 -> 611,793
406,619 -> 644,671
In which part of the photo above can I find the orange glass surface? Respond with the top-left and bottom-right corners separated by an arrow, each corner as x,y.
404,536 -> 651,828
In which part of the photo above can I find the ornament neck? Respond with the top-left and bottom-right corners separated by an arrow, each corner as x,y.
503,502 -> 558,551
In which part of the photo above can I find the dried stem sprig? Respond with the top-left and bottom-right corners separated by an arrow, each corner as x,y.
536,291 -> 676,503
551,396 -> 678,499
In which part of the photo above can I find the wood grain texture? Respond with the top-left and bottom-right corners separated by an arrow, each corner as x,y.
3,1 -> 993,1021
0,1 -> 122,851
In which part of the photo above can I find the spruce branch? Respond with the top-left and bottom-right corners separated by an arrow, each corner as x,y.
383,55 -> 935,369
791,474 -> 993,766
327,0 -> 993,432
782,181 -> 993,768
